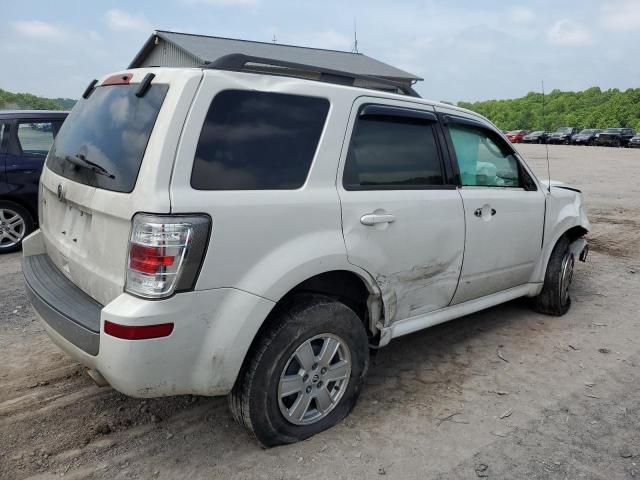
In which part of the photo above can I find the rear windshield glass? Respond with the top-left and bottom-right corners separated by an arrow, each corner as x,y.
191,90 -> 329,190
46,83 -> 168,193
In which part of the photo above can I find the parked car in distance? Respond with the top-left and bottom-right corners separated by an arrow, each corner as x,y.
22,59 -> 590,447
571,129 -> 603,146
548,127 -> 580,145
506,130 -> 528,143
0,110 -> 68,253
628,133 -> 640,148
522,131 -> 548,144
594,128 -> 637,147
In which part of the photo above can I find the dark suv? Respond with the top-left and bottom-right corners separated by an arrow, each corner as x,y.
547,127 -> 580,145
0,110 -> 68,252
594,128 -> 637,147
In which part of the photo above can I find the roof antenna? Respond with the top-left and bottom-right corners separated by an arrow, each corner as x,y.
271,34 -> 277,44
351,19 -> 359,53
542,80 -> 551,193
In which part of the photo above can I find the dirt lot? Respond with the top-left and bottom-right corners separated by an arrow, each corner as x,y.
1,144 -> 639,480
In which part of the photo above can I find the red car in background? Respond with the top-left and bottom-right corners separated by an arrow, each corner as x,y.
506,130 -> 528,143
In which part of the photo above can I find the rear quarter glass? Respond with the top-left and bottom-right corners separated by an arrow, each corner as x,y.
190,90 -> 329,190
46,83 -> 169,193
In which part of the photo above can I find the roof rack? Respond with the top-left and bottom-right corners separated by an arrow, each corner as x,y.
202,53 -> 421,98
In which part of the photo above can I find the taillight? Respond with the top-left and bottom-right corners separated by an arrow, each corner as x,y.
125,214 -> 211,299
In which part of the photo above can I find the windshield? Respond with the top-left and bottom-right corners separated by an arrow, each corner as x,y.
46,83 -> 168,193
579,129 -> 595,134
530,131 -> 543,135
556,127 -> 573,134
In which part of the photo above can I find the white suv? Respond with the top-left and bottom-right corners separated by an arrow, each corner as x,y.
23,55 -> 589,446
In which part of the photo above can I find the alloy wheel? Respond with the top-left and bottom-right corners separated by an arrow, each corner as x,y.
278,333 -> 352,426
0,208 -> 26,249
559,253 -> 574,306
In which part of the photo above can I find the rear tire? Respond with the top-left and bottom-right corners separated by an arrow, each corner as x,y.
229,294 -> 369,447
533,236 -> 574,316
0,201 -> 34,254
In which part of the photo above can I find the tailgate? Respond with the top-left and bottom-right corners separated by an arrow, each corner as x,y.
38,68 -> 202,306
40,170 -> 134,305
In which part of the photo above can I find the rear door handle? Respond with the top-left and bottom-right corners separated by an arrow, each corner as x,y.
360,213 -> 396,226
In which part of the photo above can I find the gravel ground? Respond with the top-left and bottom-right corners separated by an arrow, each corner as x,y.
1,144 -> 639,480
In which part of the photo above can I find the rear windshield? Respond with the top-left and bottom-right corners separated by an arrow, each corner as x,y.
191,90 -> 329,190
46,83 -> 168,193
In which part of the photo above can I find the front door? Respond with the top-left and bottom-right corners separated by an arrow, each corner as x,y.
338,99 -> 465,322
442,115 -> 546,304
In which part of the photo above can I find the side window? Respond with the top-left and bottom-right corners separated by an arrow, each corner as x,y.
449,124 -> 521,188
343,112 -> 444,190
191,90 -> 329,190
16,121 -> 62,157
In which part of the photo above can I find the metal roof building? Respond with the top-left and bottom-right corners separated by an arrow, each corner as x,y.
129,30 -> 422,91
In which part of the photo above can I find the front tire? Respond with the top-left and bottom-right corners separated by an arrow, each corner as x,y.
229,294 -> 369,447
0,201 -> 34,253
533,236 -> 574,316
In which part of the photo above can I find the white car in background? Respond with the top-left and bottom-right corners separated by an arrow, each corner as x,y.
23,55 -> 589,447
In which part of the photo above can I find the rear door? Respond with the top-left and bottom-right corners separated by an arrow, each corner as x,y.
440,113 -> 546,303
5,119 -> 63,214
338,98 -> 465,322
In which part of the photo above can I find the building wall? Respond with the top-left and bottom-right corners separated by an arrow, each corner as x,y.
138,38 -> 201,68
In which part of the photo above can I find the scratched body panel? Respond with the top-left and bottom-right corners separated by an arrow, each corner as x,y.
339,189 -> 465,325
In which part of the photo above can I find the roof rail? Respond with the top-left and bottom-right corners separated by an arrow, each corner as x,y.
202,53 -> 421,98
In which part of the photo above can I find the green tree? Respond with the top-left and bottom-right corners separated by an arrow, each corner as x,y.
457,87 -> 640,132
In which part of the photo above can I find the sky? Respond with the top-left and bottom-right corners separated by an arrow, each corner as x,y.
2,0 -> 639,103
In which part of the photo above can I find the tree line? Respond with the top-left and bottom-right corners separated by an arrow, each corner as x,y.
457,87 -> 640,132
0,88 -> 75,111
3,85 -> 639,133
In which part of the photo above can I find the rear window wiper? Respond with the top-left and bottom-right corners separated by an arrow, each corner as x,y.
64,154 -> 115,179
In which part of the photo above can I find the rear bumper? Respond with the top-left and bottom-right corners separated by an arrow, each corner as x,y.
22,230 -> 276,397
23,253 -> 102,355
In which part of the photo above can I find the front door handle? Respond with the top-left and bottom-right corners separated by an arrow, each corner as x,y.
474,207 -> 497,217
360,213 -> 396,226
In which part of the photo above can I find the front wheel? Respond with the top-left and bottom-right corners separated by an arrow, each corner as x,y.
229,294 -> 369,447
533,236 -> 574,316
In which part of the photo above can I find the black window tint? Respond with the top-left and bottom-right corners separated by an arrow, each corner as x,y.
47,84 -> 168,193
343,114 -> 444,190
191,90 -> 329,190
